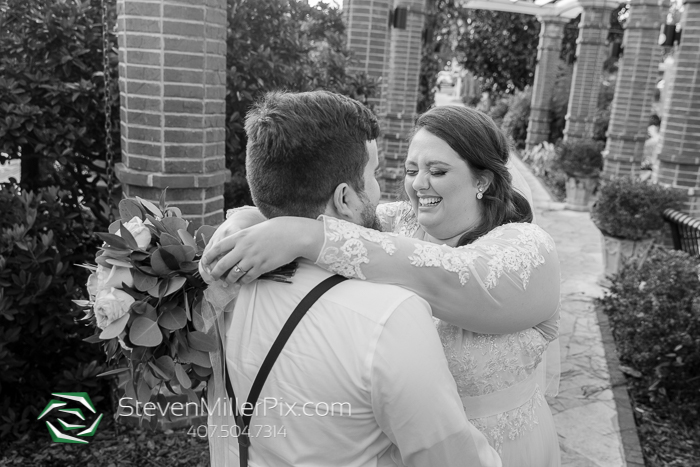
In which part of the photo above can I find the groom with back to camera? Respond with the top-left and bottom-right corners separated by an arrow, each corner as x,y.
202,90 -> 501,467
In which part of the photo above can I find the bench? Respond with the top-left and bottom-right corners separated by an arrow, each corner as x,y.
662,208 -> 700,256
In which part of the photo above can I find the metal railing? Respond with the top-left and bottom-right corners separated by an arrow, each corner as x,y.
662,208 -> 700,256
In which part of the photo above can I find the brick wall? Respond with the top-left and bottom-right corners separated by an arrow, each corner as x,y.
564,1 -> 614,141
655,0 -> 700,215
114,0 -> 229,227
603,0 -> 667,178
527,16 -> 568,150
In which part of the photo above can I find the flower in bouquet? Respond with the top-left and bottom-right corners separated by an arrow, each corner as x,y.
74,193 -> 219,425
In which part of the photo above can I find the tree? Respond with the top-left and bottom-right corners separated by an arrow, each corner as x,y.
455,10 -> 540,95
224,0 -> 377,209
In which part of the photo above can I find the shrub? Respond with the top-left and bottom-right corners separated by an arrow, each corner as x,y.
0,183 -> 109,438
520,142 -> 566,201
0,0 -> 120,226
501,87 -> 531,149
598,246 -> 700,425
590,177 -> 684,240
557,139 -> 604,178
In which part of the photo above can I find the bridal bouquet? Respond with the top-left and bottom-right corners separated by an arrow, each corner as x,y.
74,194 -> 218,419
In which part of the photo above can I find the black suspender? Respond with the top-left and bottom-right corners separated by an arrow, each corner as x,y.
224,274 -> 348,467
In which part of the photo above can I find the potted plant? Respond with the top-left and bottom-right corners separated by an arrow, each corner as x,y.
557,139 -> 604,211
590,177 -> 684,280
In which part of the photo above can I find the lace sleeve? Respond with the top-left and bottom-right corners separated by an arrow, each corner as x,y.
316,217 -> 561,335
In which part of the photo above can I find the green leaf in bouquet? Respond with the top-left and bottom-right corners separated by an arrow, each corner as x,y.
119,223 -> 141,250
145,214 -> 166,231
159,305 -> 187,330
97,367 -> 130,378
132,301 -> 157,321
187,220 -> 197,236
105,338 -> 120,360
183,386 -> 199,404
195,225 -> 217,250
105,258 -> 133,268
117,284 -> 147,301
148,361 -> 171,381
155,355 -> 176,380
131,251 -> 150,262
137,373 -> 152,407
187,330 -> 218,353
192,364 -> 212,378
83,332 -> 103,344
163,276 -> 187,297
165,206 -> 182,218
108,219 -> 122,235
177,343 -> 211,368
130,317 -> 163,347
192,307 -> 206,333
177,229 -> 197,249
136,196 -> 164,218
99,313 -> 130,339
133,269 -> 158,292
165,379 -> 181,395
96,232 -> 130,250
100,246 -> 132,258
129,346 -> 148,362
184,291 -> 192,321
179,261 -> 199,273
150,249 -> 176,275
174,363 -> 192,389
162,217 -> 188,238
159,188 -> 169,212
160,232 -> 182,247
119,199 -> 145,222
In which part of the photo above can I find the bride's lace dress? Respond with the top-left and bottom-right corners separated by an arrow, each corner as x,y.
315,201 -> 561,467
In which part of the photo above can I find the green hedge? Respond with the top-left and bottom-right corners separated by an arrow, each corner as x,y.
598,246 -> 700,425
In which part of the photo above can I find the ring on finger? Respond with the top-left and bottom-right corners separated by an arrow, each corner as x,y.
232,264 -> 248,275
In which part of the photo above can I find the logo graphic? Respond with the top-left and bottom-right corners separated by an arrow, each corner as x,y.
37,392 -> 103,444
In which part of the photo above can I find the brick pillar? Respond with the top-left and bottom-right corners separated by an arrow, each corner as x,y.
380,0 -> 426,199
564,0 -> 615,141
526,15 -> 568,150
344,0 -> 392,109
655,0 -> 700,215
602,0 -> 667,178
114,0 -> 229,227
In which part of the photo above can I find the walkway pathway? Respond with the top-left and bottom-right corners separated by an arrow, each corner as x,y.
511,155 -> 625,466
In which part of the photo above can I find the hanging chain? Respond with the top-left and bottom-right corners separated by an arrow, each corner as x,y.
102,0 -> 116,222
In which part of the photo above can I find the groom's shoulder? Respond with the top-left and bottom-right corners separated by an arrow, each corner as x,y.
323,275 -> 430,325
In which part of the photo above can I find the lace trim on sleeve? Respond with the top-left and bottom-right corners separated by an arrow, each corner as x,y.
225,205 -> 257,220
409,223 -> 555,289
318,217 -> 397,280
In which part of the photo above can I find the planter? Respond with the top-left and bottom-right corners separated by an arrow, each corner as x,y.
565,176 -> 597,212
600,234 -> 655,280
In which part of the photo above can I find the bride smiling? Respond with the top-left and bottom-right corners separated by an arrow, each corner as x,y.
203,105 -> 562,466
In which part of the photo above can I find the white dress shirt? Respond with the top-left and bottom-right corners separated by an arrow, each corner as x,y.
213,260 -> 500,467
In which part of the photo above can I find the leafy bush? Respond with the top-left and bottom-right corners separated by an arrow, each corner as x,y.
598,246 -> 700,425
501,87 -> 531,149
590,177 -> 684,240
0,0 -> 120,226
557,139 -> 604,178
224,0 -> 377,209
520,142 -> 566,201
0,183 -> 109,438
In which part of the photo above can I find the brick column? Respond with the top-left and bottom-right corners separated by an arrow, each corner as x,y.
602,0 -> 667,178
114,0 -> 229,227
526,15 -> 568,150
564,0 -> 615,141
655,0 -> 700,215
344,0 -> 392,109
380,0 -> 426,199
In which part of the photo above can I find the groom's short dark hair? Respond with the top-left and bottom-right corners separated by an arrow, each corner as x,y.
245,90 -> 380,219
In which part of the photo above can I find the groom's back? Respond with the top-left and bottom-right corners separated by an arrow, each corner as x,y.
222,260 -> 428,466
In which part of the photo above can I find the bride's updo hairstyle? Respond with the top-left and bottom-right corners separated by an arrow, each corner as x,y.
412,105 -> 533,246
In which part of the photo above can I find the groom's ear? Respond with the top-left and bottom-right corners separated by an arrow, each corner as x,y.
325,183 -> 358,221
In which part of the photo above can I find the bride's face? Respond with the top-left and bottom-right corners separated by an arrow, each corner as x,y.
404,128 -> 484,243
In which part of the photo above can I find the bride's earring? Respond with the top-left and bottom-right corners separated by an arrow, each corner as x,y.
476,187 -> 484,200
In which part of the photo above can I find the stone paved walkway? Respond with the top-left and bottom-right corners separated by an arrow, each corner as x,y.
511,155 -> 626,466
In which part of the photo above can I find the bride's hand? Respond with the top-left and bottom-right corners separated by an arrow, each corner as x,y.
201,217 -> 324,284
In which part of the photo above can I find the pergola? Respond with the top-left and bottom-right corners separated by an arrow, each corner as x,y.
113,0 -> 700,225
